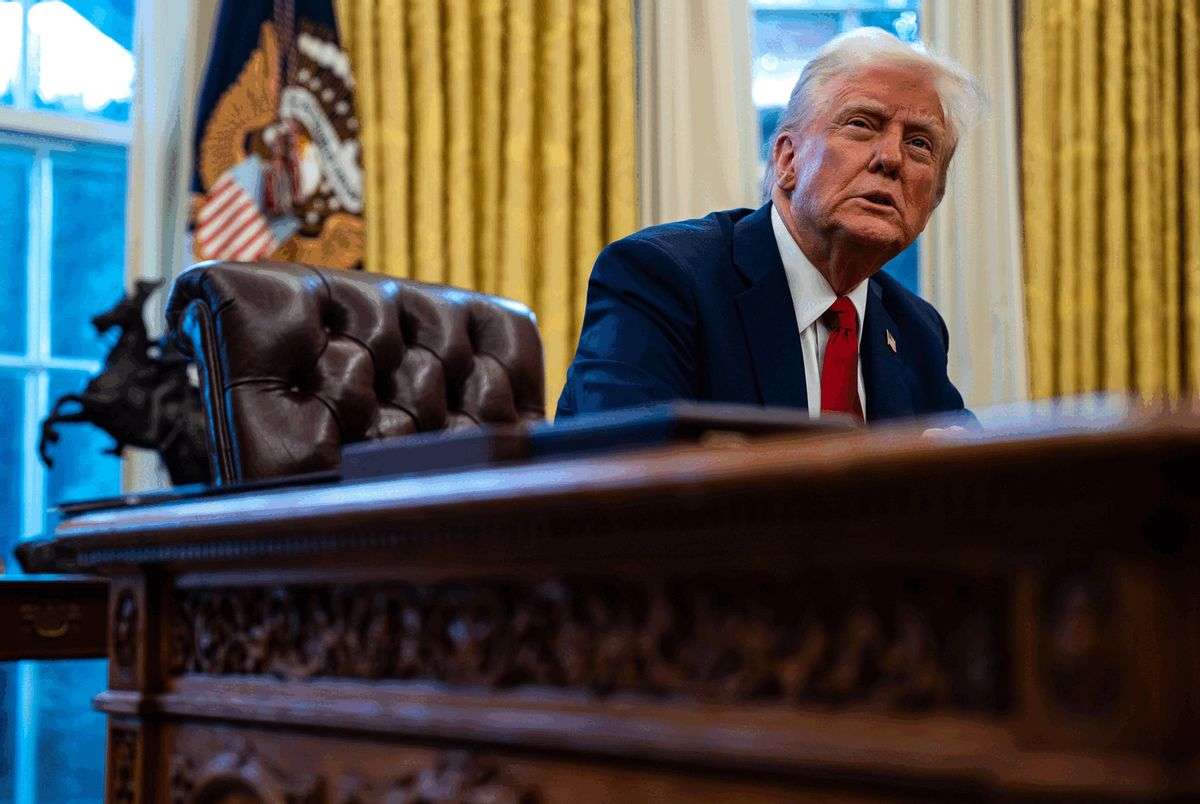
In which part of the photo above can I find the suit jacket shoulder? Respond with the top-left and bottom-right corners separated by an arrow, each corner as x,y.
611,209 -> 748,281
557,209 -> 753,417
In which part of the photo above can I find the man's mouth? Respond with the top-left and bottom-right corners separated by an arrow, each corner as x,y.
859,193 -> 897,209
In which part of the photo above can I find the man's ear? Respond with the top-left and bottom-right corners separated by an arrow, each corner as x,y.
772,131 -> 797,191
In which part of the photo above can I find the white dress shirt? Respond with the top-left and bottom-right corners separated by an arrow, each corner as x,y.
770,204 -> 869,419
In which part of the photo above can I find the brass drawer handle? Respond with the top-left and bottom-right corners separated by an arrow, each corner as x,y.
18,603 -> 80,639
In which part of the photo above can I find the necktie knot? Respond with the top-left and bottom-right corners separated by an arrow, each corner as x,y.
823,297 -> 857,333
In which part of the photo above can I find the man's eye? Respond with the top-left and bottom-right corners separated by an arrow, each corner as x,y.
847,118 -> 870,128
910,137 -> 931,150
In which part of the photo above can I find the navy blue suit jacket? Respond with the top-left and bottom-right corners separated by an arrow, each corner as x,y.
557,203 -> 970,422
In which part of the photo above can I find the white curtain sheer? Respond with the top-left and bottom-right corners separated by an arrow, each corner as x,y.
920,0 -> 1029,408
636,0 -> 761,227
123,0 -> 220,491
126,0 -> 220,295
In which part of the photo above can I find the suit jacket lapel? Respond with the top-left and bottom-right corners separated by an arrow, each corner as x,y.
733,204 -> 808,409
862,279 -> 914,421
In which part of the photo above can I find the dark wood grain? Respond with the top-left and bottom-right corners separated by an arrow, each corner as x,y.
48,413 -> 1200,802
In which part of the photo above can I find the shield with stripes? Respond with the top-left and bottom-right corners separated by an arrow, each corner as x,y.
194,157 -> 284,262
189,0 -> 363,270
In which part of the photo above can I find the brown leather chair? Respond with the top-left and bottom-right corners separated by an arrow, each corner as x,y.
166,262 -> 545,485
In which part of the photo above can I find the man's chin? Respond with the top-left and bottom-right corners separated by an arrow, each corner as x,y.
835,219 -> 909,254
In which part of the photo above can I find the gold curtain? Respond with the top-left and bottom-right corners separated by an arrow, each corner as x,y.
1021,0 -> 1200,398
335,0 -> 638,413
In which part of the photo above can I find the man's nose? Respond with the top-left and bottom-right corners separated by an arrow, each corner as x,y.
868,129 -> 903,177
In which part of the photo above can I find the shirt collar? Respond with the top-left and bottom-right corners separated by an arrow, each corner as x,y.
770,203 -> 869,337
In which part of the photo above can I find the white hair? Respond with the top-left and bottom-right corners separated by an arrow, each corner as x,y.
761,27 -> 985,203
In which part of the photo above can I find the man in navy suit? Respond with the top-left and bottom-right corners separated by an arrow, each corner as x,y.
557,29 -> 983,425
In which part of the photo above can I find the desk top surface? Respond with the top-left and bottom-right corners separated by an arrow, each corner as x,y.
51,405 -> 1200,571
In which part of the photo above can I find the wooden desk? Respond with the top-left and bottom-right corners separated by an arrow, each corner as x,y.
55,416 -> 1200,802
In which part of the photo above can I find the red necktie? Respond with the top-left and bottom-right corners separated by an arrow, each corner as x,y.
821,297 -> 863,420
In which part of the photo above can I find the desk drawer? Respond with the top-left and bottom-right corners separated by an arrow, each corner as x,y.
0,576 -> 107,660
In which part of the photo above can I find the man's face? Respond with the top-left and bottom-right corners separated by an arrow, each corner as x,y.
775,63 -> 949,262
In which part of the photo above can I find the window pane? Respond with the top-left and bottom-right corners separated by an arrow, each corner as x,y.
0,145 -> 32,356
42,368 -> 121,533
28,0 -> 135,122
861,10 -> 920,41
49,144 -> 127,361
0,1 -> 20,107
0,369 -> 22,560
34,660 -> 107,803
0,664 -> 16,804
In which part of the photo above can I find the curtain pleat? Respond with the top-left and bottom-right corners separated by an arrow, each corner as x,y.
1127,0 -> 1156,393
604,0 -> 637,240
1022,1 -> 1054,395
411,0 -> 446,284
536,0 -> 574,391
1184,1 -> 1200,390
1054,0 -> 1080,394
1076,0 -> 1100,391
1100,0 -> 1131,390
444,0 -> 474,290
379,0 -> 412,279
476,0 -> 505,296
573,0 -> 604,349
500,0 -> 536,306
1160,0 -> 1181,396
1023,0 -> 1200,398
336,0 -> 637,413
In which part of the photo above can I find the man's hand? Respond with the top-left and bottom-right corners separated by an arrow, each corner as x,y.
920,425 -> 967,439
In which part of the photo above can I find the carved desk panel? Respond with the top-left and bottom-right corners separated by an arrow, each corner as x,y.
57,416 -> 1200,801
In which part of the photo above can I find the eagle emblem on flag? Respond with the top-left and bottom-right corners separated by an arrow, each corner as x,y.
191,17 -> 364,270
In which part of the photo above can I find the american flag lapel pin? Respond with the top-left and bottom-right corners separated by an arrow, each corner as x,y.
886,330 -> 897,353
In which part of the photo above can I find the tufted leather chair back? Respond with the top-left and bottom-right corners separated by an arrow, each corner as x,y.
166,262 -> 545,485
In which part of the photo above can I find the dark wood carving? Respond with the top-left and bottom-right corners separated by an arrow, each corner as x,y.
1044,569 -> 1121,715
113,588 -> 139,670
168,754 -> 196,804
385,752 -> 535,804
169,741 -> 324,804
109,725 -> 138,804
170,574 -> 1004,711
59,416 -> 1200,801
330,752 -> 536,804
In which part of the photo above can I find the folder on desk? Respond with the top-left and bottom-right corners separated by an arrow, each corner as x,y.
339,402 -> 848,480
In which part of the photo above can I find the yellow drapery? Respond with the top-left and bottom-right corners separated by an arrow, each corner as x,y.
1021,0 -> 1200,398
335,0 -> 638,413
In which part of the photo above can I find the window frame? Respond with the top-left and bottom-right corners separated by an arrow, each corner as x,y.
1,3 -> 138,803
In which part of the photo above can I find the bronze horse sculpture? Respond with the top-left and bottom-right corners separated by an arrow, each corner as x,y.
39,279 -> 210,486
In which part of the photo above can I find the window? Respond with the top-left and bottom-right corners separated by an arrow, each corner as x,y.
1,1 -> 135,801
749,0 -> 923,293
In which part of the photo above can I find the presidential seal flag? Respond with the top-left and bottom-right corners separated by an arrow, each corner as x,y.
190,0 -> 364,270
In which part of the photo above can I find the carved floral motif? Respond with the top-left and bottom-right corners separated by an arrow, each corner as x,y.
380,752 -> 536,804
113,589 -> 139,670
170,574 -> 1003,711
109,726 -> 137,804
169,742 -> 323,804
1044,569 -> 1121,715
